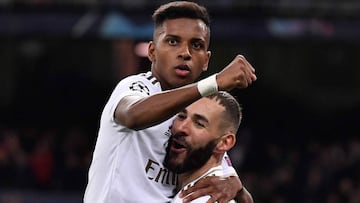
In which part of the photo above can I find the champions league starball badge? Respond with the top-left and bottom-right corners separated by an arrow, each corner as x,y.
129,81 -> 150,95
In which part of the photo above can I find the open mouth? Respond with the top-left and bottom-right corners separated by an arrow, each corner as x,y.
170,138 -> 187,152
173,140 -> 186,149
175,64 -> 191,77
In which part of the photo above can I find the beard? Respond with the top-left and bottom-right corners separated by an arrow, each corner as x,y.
164,136 -> 218,174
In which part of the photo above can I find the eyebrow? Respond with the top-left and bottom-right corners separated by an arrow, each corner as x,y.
165,34 -> 180,40
181,109 -> 209,124
166,34 -> 205,43
194,113 -> 209,124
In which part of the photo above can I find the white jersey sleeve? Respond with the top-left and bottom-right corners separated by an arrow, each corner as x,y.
107,71 -> 160,122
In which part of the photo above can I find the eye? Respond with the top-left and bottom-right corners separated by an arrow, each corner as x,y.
195,120 -> 205,128
177,113 -> 186,120
167,38 -> 178,46
192,41 -> 204,50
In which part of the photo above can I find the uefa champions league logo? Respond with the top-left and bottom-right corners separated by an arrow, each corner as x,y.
129,81 -> 150,95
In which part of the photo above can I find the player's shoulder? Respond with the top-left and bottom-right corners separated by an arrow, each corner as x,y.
118,71 -> 160,96
123,71 -> 158,84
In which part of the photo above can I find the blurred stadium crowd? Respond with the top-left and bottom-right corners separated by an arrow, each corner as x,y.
1,1 -> 360,203
0,126 -> 359,203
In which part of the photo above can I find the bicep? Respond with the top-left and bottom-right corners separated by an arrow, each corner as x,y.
114,95 -> 144,125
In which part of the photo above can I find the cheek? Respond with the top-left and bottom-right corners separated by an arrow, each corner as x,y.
191,132 -> 211,147
155,49 -> 172,65
194,55 -> 209,69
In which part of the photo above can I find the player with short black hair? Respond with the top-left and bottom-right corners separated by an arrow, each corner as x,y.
84,1 -> 256,202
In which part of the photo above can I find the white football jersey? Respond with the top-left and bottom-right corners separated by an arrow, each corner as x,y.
84,71 -> 238,203
171,166 -> 236,203
84,72 -> 176,203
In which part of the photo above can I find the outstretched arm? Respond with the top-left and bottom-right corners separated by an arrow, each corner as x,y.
116,55 -> 256,130
115,84 -> 201,130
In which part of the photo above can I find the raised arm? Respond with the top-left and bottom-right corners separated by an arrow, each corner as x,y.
115,84 -> 201,130
115,55 -> 256,130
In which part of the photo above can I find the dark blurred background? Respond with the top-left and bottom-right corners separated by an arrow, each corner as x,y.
0,0 -> 359,203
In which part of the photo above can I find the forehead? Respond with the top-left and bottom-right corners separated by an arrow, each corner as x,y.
154,18 -> 209,42
187,98 -> 224,119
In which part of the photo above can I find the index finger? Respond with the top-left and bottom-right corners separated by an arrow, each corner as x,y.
237,54 -> 255,73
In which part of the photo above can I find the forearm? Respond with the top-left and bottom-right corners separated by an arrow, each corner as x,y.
116,84 -> 201,130
235,187 -> 253,203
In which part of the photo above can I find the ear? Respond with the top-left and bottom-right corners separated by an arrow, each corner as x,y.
202,51 -> 211,71
147,41 -> 155,62
214,133 -> 236,153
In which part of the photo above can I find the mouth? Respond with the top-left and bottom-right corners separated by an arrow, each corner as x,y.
170,138 -> 187,153
175,64 -> 191,77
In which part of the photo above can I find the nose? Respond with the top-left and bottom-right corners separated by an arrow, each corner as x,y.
173,117 -> 191,136
178,44 -> 191,60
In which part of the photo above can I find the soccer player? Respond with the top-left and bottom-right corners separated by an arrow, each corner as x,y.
165,91 -> 252,203
84,1 -> 256,202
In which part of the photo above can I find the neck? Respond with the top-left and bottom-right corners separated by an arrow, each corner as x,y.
177,154 -> 222,191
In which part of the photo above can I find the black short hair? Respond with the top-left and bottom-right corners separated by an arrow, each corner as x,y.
207,91 -> 242,134
152,1 -> 210,29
